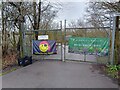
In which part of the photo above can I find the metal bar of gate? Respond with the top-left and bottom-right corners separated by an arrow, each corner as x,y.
60,21 -> 63,61
65,27 -> 110,30
24,29 -> 61,32
64,20 -> 66,61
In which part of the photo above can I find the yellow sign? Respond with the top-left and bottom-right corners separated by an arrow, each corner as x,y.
39,41 -> 50,52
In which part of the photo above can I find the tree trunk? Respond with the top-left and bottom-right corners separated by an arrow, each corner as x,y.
13,32 -> 17,50
2,2 -> 8,56
33,2 -> 38,40
33,0 -> 41,40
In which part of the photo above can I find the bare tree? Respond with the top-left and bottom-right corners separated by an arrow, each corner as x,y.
2,1 -> 61,57
67,19 -> 87,37
86,1 -> 120,64
86,1 -> 120,27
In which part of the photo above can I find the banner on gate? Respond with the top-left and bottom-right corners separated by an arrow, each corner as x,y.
32,40 -> 57,54
68,37 -> 109,56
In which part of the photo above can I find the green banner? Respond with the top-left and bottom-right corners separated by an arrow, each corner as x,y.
68,37 -> 109,56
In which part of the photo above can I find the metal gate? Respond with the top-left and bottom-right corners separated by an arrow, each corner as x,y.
23,21 -> 63,61
63,20 -> 111,64
21,20 -> 111,64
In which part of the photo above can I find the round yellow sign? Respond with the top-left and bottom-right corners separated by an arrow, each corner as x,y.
39,41 -> 50,52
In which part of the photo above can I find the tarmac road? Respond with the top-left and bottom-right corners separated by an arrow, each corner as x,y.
2,60 -> 119,88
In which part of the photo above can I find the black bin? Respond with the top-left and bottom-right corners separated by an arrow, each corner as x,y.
18,56 -> 32,66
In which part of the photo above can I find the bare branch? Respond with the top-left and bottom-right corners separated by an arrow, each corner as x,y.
27,15 -> 34,29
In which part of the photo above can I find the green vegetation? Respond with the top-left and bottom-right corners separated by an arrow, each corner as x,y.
106,64 -> 120,79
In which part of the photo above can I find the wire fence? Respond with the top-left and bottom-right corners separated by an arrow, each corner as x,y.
64,20 -> 111,64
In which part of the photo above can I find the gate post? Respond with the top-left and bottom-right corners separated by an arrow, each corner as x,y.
111,16 -> 116,65
111,16 -> 120,65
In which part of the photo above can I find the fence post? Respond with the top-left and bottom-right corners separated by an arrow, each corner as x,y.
111,16 -> 116,65
114,16 -> 120,64
111,16 -> 120,65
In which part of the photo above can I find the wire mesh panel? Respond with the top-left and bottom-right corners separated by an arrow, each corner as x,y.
64,21 -> 111,64
32,33 -> 63,61
24,34 -> 33,56
24,29 -> 63,61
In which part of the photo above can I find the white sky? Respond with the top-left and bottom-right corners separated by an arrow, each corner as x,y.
54,2 -> 88,22
2,0 -> 119,2
45,0 -> 119,2
1,0 -> 119,23
46,0 -> 119,23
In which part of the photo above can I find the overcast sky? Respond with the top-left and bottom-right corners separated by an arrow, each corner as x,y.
47,0 -> 119,23
55,2 -> 88,22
